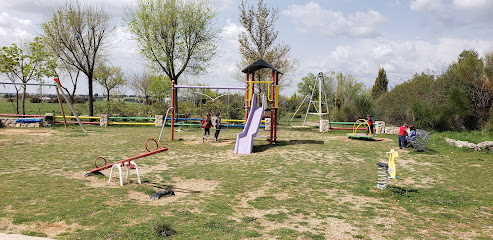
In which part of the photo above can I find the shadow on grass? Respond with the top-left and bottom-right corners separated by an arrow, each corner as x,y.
253,139 -> 325,153
143,181 -> 201,194
407,148 -> 439,155
387,186 -> 420,197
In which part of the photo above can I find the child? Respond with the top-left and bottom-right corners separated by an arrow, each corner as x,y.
214,112 -> 221,141
406,125 -> 416,144
366,114 -> 374,135
201,113 -> 212,142
398,123 -> 408,149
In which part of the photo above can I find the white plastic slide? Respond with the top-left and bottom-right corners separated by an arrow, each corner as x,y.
234,94 -> 265,154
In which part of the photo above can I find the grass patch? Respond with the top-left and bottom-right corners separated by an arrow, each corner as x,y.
0,124 -> 491,239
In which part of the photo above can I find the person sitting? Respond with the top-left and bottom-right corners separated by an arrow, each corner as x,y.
406,125 -> 416,147
406,125 -> 416,141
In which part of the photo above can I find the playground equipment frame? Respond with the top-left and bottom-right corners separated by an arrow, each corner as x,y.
170,59 -> 281,144
0,80 -> 86,131
346,119 -> 376,139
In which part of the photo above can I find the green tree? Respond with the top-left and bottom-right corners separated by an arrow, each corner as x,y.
334,73 -> 364,111
42,1 -> 114,116
297,72 -> 336,97
94,64 -> 126,102
371,68 -> 388,100
238,0 -> 298,92
439,49 -> 488,129
126,0 -> 219,112
148,75 -> 171,103
0,37 -> 57,114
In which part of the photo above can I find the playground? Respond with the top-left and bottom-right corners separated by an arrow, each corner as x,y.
0,124 -> 491,239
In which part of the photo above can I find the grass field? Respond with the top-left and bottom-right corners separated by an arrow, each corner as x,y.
0,123 -> 491,239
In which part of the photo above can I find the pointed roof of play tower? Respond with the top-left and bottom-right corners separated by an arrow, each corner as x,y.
242,59 -> 282,74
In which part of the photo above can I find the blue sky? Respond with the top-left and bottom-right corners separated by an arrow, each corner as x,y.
1,0 -> 493,95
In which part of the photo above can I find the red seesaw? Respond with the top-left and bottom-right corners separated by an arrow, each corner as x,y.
85,139 -> 168,186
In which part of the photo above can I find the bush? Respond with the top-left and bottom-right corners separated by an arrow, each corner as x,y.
333,94 -> 372,122
482,111 -> 493,134
29,96 -> 42,103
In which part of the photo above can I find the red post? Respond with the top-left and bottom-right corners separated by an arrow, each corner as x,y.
171,81 -> 175,140
245,72 -> 249,121
270,70 -> 275,144
274,72 -> 279,142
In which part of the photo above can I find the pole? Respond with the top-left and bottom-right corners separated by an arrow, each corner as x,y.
245,72 -> 249,121
318,73 -> 322,122
274,72 -> 279,143
54,78 -> 86,132
55,87 -> 67,128
270,70 -> 274,144
171,81 -> 175,140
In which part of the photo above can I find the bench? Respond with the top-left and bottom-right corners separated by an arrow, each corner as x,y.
407,129 -> 430,152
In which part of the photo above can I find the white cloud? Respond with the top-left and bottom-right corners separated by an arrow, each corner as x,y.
410,0 -> 445,11
196,19 -> 243,87
211,0 -> 235,11
410,0 -> 493,26
453,0 -> 490,9
299,38 -> 493,88
0,12 -> 34,43
282,1 -> 386,38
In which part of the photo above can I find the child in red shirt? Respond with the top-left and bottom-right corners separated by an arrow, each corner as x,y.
398,123 -> 408,149
201,113 -> 212,142
366,114 -> 374,135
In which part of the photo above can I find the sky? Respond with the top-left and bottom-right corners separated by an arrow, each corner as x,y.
1,0 -> 493,96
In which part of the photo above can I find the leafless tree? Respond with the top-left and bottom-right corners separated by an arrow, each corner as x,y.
129,71 -> 152,105
238,0 -> 298,93
42,1 -> 114,116
55,61 -> 81,103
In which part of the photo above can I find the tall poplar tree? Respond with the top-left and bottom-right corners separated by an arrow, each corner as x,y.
371,68 -> 388,100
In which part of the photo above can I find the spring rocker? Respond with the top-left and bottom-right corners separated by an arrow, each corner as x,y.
84,139 -> 168,186
376,149 -> 399,190
346,119 -> 376,140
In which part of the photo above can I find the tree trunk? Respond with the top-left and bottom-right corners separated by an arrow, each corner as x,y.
15,90 -> 20,115
21,85 -> 27,115
88,73 -> 94,116
106,89 -> 110,102
173,78 -> 178,114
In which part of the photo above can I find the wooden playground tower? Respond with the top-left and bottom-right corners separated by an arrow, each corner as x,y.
170,59 -> 281,144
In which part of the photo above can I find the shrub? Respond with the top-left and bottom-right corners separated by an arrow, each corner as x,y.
29,96 -> 42,103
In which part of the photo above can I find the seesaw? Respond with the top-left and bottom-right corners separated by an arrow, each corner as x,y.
84,139 -> 168,186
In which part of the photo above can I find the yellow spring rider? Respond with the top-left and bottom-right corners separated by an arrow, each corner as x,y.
376,149 -> 399,190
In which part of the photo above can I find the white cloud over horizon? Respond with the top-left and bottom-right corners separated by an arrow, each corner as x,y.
1,0 -> 493,96
298,37 -> 493,89
282,2 -> 386,38
410,0 -> 493,27
0,12 -> 34,41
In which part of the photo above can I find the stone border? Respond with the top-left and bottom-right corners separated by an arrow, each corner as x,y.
445,138 -> 493,151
